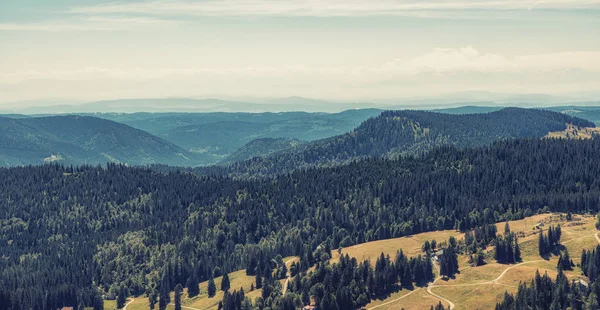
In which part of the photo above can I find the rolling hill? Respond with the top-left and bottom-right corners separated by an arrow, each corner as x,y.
93,109 -> 382,165
545,105 -> 600,125
0,115 -> 194,166
220,108 -> 595,175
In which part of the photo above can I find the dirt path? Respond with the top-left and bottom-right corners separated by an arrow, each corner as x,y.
428,279 -> 456,310
561,232 -> 599,245
426,230 -> 600,308
122,298 -> 134,310
366,288 -> 420,310
424,259 -> 456,309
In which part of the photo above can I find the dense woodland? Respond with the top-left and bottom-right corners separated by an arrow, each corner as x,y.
2,133 -> 600,308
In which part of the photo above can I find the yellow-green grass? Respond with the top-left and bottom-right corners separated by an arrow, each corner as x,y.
435,262 -> 508,286
546,124 -> 600,140
331,229 -> 464,264
495,259 -> 586,287
364,288 -> 416,309
101,299 -> 117,310
119,213 -> 598,310
430,284 -> 517,310
184,269 -> 259,310
356,213 -> 598,310
366,287 -> 447,310
122,269 -> 259,310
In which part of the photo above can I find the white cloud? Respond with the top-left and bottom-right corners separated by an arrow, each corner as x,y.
0,17 -> 175,32
68,0 -> 600,17
1,47 -> 598,84
379,47 -> 600,75
0,22 -> 118,32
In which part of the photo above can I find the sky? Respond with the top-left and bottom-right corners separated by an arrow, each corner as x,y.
1,0 -> 599,106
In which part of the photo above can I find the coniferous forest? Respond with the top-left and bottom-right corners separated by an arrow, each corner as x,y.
1,136 -> 600,309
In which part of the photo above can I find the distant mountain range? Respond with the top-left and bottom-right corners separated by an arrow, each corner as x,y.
2,97 -> 378,114
2,92 -> 599,114
0,106 -> 599,168
0,115 -> 193,167
0,110 -> 381,167
216,108 -> 595,176
92,109 -> 382,165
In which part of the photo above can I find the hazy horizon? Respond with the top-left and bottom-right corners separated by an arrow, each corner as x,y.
1,0 -> 599,106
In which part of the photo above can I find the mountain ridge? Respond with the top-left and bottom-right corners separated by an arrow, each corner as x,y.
0,115 -> 195,167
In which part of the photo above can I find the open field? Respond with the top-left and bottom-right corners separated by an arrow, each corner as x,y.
546,124 -> 600,139
430,284 -> 516,310
331,229 -> 464,264
366,287 -> 449,310
346,213 -> 599,309
115,269 -> 261,310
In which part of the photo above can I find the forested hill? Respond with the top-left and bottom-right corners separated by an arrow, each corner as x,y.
0,115 -> 194,166
218,138 -> 307,165
3,137 -> 600,309
217,108 -> 595,176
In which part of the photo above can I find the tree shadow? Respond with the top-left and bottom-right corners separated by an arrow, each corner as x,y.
370,284 -> 412,301
540,244 -> 566,260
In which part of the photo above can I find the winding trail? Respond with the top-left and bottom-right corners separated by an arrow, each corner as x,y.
122,298 -> 134,310
367,288 -> 421,310
428,279 -> 456,310
423,230 -> 600,309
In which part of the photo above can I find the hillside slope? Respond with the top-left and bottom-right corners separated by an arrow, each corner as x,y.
219,138 -> 306,165
0,115 -> 193,166
221,108 -> 595,175
93,109 -> 382,165
4,137 -> 600,309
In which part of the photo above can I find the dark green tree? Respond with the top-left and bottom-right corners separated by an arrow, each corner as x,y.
221,273 -> 230,292
208,277 -> 217,297
117,286 -> 127,309
174,283 -> 183,310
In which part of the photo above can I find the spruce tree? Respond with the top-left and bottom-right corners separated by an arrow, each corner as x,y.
174,283 -> 183,310
255,274 -> 263,289
158,283 -> 168,310
208,277 -> 217,297
117,286 -> 127,309
221,273 -> 230,292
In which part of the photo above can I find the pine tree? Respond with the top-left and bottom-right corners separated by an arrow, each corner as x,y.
208,277 -> 217,297
148,288 -> 158,310
538,231 -> 547,256
504,221 -> 511,234
158,281 -> 169,310
187,272 -> 200,298
93,290 -> 104,310
514,240 -> 521,262
117,286 -> 127,309
174,284 -> 183,310
255,274 -> 263,289
221,273 -> 230,292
